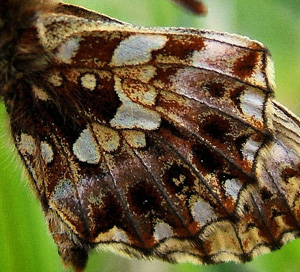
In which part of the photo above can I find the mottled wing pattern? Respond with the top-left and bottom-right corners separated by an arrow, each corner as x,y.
5,2 -> 300,271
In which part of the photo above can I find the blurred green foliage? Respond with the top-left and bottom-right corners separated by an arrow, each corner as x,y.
0,0 -> 300,272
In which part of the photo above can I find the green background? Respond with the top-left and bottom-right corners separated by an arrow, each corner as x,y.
0,0 -> 300,271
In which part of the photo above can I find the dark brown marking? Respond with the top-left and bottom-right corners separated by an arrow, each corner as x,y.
191,143 -> 223,174
233,51 -> 259,79
72,32 -> 129,68
160,119 -> 187,139
90,192 -> 127,234
62,70 -> 121,122
204,82 -> 226,97
162,162 -> 196,196
155,35 -> 205,59
261,188 -> 272,203
218,173 -> 237,184
230,86 -> 245,112
235,134 -> 250,159
200,114 -> 231,142
127,181 -> 165,217
281,166 -> 300,182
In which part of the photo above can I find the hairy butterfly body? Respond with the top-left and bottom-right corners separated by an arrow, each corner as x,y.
1,0 -> 300,271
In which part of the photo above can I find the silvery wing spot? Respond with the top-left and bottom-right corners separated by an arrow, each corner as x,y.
1,1 -> 300,272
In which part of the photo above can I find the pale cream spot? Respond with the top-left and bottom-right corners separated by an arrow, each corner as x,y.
73,128 -> 100,164
155,238 -> 200,259
273,215 -> 287,235
240,88 -> 265,121
251,245 -> 271,259
19,134 -> 36,156
142,86 -> 157,105
242,137 -> 261,162
56,36 -> 81,64
41,141 -> 54,164
32,85 -> 49,101
238,220 -> 265,253
111,34 -> 168,66
281,232 -> 296,245
81,73 -> 97,91
122,130 -> 146,148
224,178 -> 242,200
93,123 -> 120,153
135,65 -> 157,83
168,252 -> 203,264
110,77 -> 161,130
200,221 -> 241,255
47,72 -> 63,87
191,199 -> 216,225
212,252 -> 240,263
95,226 -> 129,243
283,175 -> 300,208
113,229 -> 130,243
154,222 -> 173,241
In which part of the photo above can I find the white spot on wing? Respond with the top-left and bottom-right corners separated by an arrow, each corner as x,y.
142,86 -> 157,105
56,36 -> 80,63
110,77 -> 161,130
111,34 -> 168,66
192,40 -> 226,71
240,88 -> 265,121
73,128 -> 100,164
81,73 -> 97,91
41,141 -> 54,163
242,137 -> 261,162
281,232 -> 296,245
192,199 -> 216,225
93,124 -> 120,152
122,130 -> 146,148
95,226 -> 130,243
154,222 -> 173,241
224,178 -> 242,200
19,134 -> 36,156
112,229 -> 130,243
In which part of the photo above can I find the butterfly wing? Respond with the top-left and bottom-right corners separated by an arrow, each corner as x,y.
3,2 -> 300,271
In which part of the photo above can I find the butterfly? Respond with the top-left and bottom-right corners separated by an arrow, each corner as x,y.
1,0 -> 300,272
